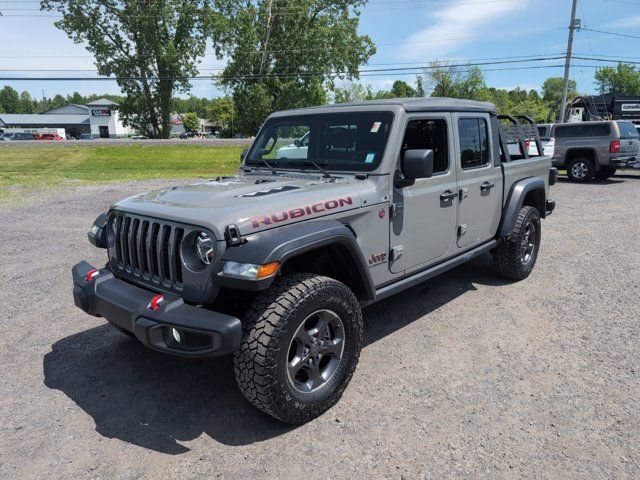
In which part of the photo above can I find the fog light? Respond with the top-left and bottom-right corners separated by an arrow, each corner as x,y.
171,328 -> 182,343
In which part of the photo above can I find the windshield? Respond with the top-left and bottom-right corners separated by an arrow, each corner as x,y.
246,112 -> 394,172
617,121 -> 640,138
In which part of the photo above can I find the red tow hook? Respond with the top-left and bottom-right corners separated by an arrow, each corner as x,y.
148,294 -> 164,311
85,269 -> 100,281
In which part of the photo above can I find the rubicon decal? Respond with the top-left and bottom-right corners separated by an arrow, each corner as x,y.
249,197 -> 354,228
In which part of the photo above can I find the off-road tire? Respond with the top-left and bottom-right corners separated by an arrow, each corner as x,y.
595,166 -> 617,180
234,273 -> 363,424
492,206 -> 541,280
566,157 -> 595,182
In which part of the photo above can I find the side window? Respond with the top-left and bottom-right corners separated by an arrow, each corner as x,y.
458,118 -> 490,169
401,119 -> 449,174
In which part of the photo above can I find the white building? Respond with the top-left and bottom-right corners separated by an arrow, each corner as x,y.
0,98 -> 132,138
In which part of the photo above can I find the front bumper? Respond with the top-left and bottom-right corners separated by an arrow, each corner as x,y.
72,261 -> 241,358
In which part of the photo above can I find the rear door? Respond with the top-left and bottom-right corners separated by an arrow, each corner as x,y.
453,114 -> 503,249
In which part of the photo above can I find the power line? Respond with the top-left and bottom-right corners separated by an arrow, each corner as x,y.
582,28 -> 640,40
0,64 -> 615,83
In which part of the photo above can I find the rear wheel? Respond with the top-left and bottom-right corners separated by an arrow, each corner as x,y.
566,157 -> 595,182
492,206 -> 541,280
234,273 -> 363,424
595,166 -> 617,180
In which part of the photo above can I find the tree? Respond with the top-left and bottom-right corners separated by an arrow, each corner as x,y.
594,63 -> 640,95
333,82 -> 371,103
50,94 -> 66,110
207,97 -> 235,136
0,86 -> 20,113
215,0 -> 375,135
181,112 -> 201,133
415,76 -> 426,97
41,0 -> 215,138
66,91 -> 86,105
422,62 -> 486,99
19,91 -> 36,113
541,77 -> 578,121
390,80 -> 415,98
541,77 -> 578,104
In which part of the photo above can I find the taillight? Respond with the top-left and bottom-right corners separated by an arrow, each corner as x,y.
610,140 -> 621,153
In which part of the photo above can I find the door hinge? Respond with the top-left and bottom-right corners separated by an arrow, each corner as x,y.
390,203 -> 403,218
390,245 -> 404,261
457,224 -> 467,237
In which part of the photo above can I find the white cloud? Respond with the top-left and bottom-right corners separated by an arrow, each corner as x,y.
399,0 -> 529,61
606,15 -> 640,28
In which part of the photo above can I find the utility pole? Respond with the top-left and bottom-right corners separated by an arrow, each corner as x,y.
559,0 -> 579,123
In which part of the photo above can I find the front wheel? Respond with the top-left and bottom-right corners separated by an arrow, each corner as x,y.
492,206 -> 541,280
234,274 -> 363,424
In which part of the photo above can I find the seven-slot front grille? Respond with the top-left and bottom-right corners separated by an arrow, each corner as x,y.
112,213 -> 185,289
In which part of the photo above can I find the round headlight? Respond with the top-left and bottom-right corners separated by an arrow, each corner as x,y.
195,232 -> 215,265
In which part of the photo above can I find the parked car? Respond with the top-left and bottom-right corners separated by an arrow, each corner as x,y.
551,120 -> 640,182
35,133 -> 65,141
179,131 -> 202,139
533,124 -> 556,157
275,131 -> 310,159
1,132 -> 36,141
72,98 -> 556,424
79,134 -> 99,140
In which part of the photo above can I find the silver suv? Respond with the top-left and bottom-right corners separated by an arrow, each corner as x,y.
551,120 -> 640,182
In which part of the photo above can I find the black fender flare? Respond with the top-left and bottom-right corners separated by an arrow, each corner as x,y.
498,177 -> 546,238
215,219 -> 376,301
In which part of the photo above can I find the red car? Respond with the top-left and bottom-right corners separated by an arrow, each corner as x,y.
35,133 -> 65,141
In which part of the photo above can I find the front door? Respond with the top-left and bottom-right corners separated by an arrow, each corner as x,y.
389,115 -> 459,274
453,114 -> 503,249
99,126 -> 110,138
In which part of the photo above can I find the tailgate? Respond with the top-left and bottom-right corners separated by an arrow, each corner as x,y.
619,138 -> 640,155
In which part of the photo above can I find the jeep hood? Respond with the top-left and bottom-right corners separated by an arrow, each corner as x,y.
112,173 -> 364,238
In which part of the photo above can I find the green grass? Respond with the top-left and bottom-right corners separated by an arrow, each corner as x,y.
0,144 -> 245,204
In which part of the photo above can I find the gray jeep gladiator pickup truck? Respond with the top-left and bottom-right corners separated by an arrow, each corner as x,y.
72,98 -> 556,424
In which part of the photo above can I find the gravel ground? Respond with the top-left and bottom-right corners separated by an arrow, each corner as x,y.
1,172 -> 639,479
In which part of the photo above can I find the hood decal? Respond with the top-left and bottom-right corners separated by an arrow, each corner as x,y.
247,196 -> 354,229
236,185 -> 301,198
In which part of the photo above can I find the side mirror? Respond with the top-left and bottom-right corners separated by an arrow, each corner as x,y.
395,149 -> 434,187
240,147 -> 248,161
294,139 -> 302,147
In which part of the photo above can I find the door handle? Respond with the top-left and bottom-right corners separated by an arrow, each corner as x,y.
480,181 -> 495,192
440,190 -> 457,202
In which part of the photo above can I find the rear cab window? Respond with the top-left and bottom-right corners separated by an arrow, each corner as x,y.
617,122 -> 640,139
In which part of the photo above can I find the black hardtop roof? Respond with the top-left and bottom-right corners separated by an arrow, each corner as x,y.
272,97 -> 497,116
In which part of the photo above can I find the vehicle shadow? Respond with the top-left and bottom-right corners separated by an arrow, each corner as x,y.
556,176 -> 625,185
43,255 -> 512,453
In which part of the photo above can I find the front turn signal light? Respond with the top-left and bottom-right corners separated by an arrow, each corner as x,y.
257,262 -> 280,278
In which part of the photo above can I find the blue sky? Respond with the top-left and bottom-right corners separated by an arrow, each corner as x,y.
0,0 -> 637,100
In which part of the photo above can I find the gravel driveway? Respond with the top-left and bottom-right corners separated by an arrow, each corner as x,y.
1,172 -> 639,479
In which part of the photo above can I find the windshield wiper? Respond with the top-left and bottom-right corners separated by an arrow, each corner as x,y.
247,155 -> 279,175
289,161 -> 335,181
